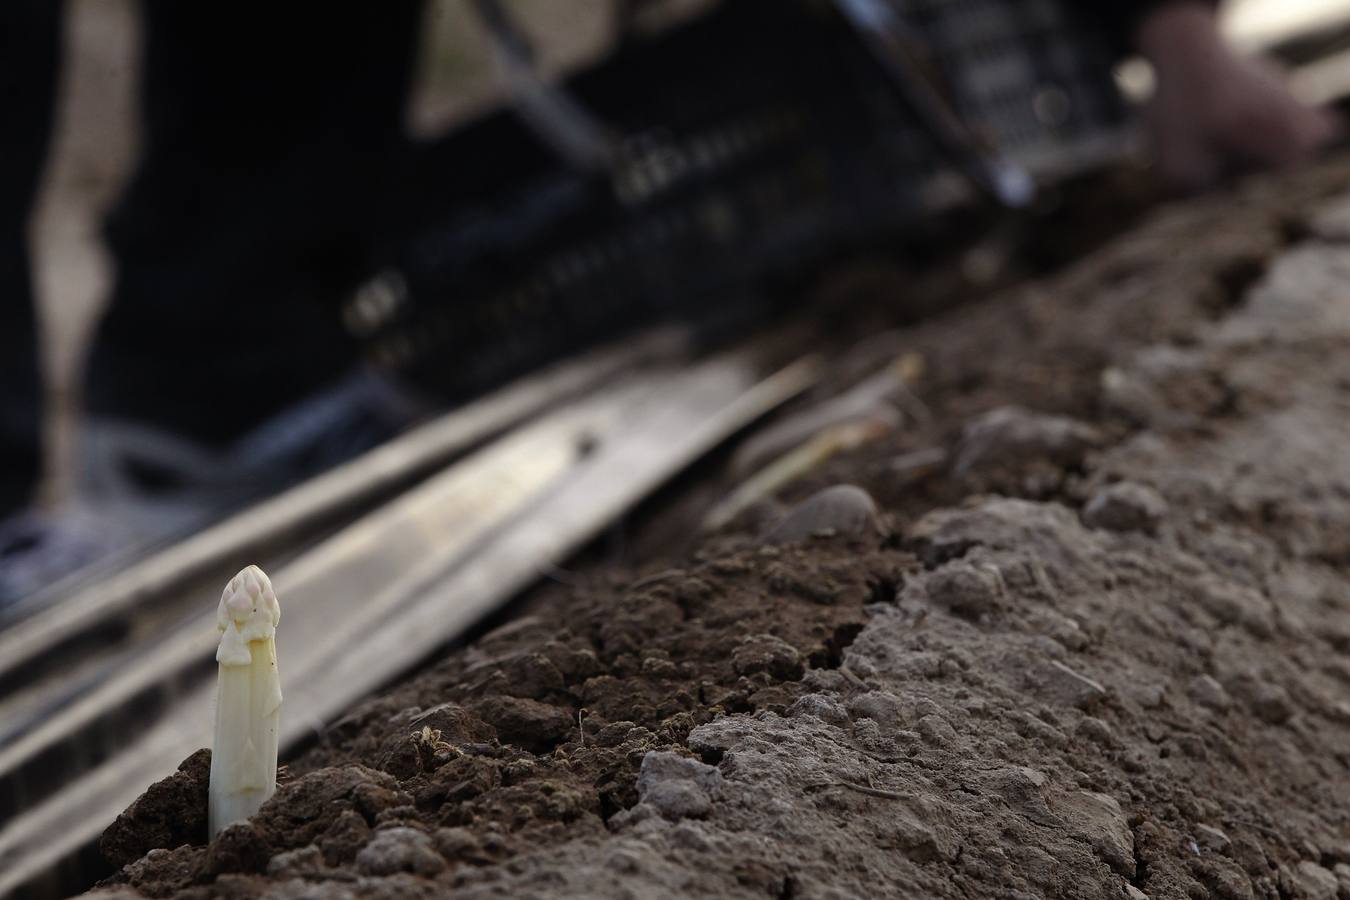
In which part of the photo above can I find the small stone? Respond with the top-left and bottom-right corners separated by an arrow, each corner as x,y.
925,562 -> 1004,619
355,827 -> 446,877
731,634 -> 804,680
788,693 -> 850,727
636,751 -> 722,820
1196,824 -> 1232,854
954,406 -> 1103,474
764,485 -> 881,545
1082,482 -> 1168,534
1188,675 -> 1232,712
1294,861 -> 1340,900
1125,886 -> 1149,900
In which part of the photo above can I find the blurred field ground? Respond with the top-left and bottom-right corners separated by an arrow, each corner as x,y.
29,0 -> 625,505
27,0 -> 1348,505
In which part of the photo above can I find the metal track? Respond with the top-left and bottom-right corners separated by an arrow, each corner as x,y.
0,342 -> 817,900
0,330 -> 680,756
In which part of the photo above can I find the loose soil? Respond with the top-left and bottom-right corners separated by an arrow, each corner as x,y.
92,156 -> 1350,899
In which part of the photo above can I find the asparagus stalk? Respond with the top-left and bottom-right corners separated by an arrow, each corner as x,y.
209,565 -> 282,838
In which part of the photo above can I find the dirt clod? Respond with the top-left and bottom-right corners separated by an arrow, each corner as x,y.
354,827 -> 447,877
472,696 -> 573,753
730,633 -> 804,680
1294,861 -> 1340,900
1081,481 -> 1168,533
924,560 -> 1004,619
632,750 -> 722,821
763,484 -> 881,545
100,748 -> 210,869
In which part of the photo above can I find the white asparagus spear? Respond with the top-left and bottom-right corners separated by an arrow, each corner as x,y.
209,564 -> 282,838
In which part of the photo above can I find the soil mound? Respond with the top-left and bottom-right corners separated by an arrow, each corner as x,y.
95,159 -> 1350,899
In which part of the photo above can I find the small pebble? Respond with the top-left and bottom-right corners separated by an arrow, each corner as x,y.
764,485 -> 881,545
636,751 -> 722,821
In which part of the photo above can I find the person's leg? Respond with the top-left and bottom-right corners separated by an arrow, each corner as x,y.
0,0 -> 62,518
85,1 -> 424,446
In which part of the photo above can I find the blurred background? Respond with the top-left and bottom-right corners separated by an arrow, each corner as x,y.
27,0 -> 1349,511
31,0 -> 658,508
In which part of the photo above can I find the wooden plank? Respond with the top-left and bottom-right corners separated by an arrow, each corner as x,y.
0,350 -> 817,899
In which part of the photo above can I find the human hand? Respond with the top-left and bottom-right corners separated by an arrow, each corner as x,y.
1136,1 -> 1340,190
